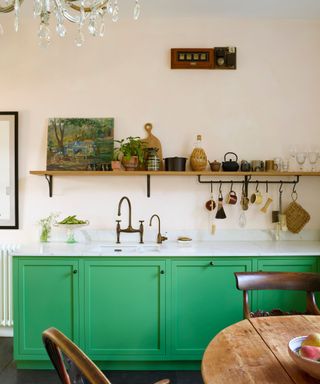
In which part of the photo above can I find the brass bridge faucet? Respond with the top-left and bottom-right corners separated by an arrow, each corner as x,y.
149,214 -> 167,244
116,196 -> 144,244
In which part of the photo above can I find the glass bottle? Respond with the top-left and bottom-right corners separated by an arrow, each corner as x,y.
190,135 -> 207,171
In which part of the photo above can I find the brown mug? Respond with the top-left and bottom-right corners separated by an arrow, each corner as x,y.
265,160 -> 277,172
226,190 -> 237,205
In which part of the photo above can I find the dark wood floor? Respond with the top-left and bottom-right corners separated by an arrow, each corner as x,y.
0,338 -> 203,384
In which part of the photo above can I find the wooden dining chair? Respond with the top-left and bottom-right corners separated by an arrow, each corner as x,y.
43,328 -> 170,384
234,272 -> 320,319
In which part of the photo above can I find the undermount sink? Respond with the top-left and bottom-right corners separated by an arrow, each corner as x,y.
90,243 -> 161,254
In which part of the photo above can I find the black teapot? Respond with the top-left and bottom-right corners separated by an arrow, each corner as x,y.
222,152 -> 239,172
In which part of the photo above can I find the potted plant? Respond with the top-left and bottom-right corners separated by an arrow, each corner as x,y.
38,212 -> 59,242
114,136 -> 146,171
111,147 -> 124,171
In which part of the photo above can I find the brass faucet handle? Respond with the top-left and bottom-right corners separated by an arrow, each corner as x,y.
161,235 -> 168,242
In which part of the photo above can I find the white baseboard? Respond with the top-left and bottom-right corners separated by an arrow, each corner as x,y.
0,327 -> 13,337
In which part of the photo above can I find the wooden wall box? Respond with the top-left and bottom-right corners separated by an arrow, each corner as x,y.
171,48 -> 214,69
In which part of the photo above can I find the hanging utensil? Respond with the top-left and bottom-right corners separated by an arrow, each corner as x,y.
278,182 -> 287,231
215,182 -> 227,219
285,183 -> 310,233
205,182 -> 216,211
261,181 -> 273,213
272,183 -> 281,223
240,181 -> 249,211
239,181 -> 248,227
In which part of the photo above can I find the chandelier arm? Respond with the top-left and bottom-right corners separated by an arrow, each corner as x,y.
54,0 -> 81,23
0,0 -> 24,13
53,0 -> 107,23
67,0 -> 107,13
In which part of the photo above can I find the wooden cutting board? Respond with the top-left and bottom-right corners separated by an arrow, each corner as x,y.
142,123 -> 164,170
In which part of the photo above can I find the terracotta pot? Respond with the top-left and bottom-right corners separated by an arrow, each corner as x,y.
122,156 -> 139,171
111,161 -> 124,171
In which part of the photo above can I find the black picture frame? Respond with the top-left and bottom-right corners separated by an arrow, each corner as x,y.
0,112 -> 18,229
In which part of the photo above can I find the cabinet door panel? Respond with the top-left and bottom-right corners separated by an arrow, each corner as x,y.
14,259 -> 79,358
84,260 -> 165,357
255,258 -> 318,314
171,259 -> 251,356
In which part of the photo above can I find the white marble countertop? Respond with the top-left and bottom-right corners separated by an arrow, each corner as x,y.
11,240 -> 320,257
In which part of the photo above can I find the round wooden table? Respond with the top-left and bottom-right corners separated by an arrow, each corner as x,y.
201,315 -> 320,384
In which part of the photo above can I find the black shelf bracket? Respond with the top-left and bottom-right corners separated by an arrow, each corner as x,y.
198,175 -> 300,196
45,175 -> 53,197
147,175 -> 151,198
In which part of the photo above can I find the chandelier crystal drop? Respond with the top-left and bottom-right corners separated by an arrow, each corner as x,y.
0,0 -> 141,47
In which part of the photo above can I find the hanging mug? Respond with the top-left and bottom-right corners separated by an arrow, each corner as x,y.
205,199 -> 216,211
226,190 -> 237,205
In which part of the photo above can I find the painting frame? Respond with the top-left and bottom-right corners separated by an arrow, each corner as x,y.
46,118 -> 114,171
0,111 -> 18,229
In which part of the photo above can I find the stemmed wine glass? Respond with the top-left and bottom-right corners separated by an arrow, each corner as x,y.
296,152 -> 307,171
289,146 -> 297,171
308,151 -> 319,171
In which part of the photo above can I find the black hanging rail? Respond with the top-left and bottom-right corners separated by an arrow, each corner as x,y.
197,175 -> 300,196
29,171 -> 306,198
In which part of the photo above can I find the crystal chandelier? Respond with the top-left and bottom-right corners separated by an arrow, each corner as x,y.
0,0 -> 141,47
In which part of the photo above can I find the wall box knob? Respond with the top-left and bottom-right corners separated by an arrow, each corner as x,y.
160,270 -> 165,274
210,262 -> 214,266
73,270 -> 78,274
214,47 -> 237,69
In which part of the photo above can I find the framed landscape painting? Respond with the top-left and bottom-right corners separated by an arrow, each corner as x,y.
46,118 -> 114,171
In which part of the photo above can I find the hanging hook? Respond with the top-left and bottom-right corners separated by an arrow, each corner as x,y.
291,180 -> 298,201
219,181 -> 222,195
230,181 -> 234,191
210,181 -> 213,194
255,181 -> 259,192
265,181 -> 269,194
279,181 -> 283,193
292,181 -> 297,194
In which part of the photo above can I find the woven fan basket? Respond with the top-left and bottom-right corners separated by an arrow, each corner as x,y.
285,201 -> 310,234
190,148 -> 207,171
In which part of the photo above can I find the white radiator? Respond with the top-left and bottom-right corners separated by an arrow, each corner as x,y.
0,244 -> 16,329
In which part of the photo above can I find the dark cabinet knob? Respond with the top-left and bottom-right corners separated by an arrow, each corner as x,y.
160,270 -> 165,274
73,270 -> 78,274
209,261 -> 214,266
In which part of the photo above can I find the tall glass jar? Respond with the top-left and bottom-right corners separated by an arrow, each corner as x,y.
146,147 -> 161,171
190,135 -> 207,171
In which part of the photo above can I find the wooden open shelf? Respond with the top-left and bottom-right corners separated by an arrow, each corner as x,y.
29,170 -> 320,198
30,170 -> 320,177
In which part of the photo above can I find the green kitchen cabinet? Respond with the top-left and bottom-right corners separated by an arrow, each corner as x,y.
13,255 -> 320,369
171,258 -> 252,357
83,260 -> 166,359
13,258 -> 79,361
253,257 -> 318,314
